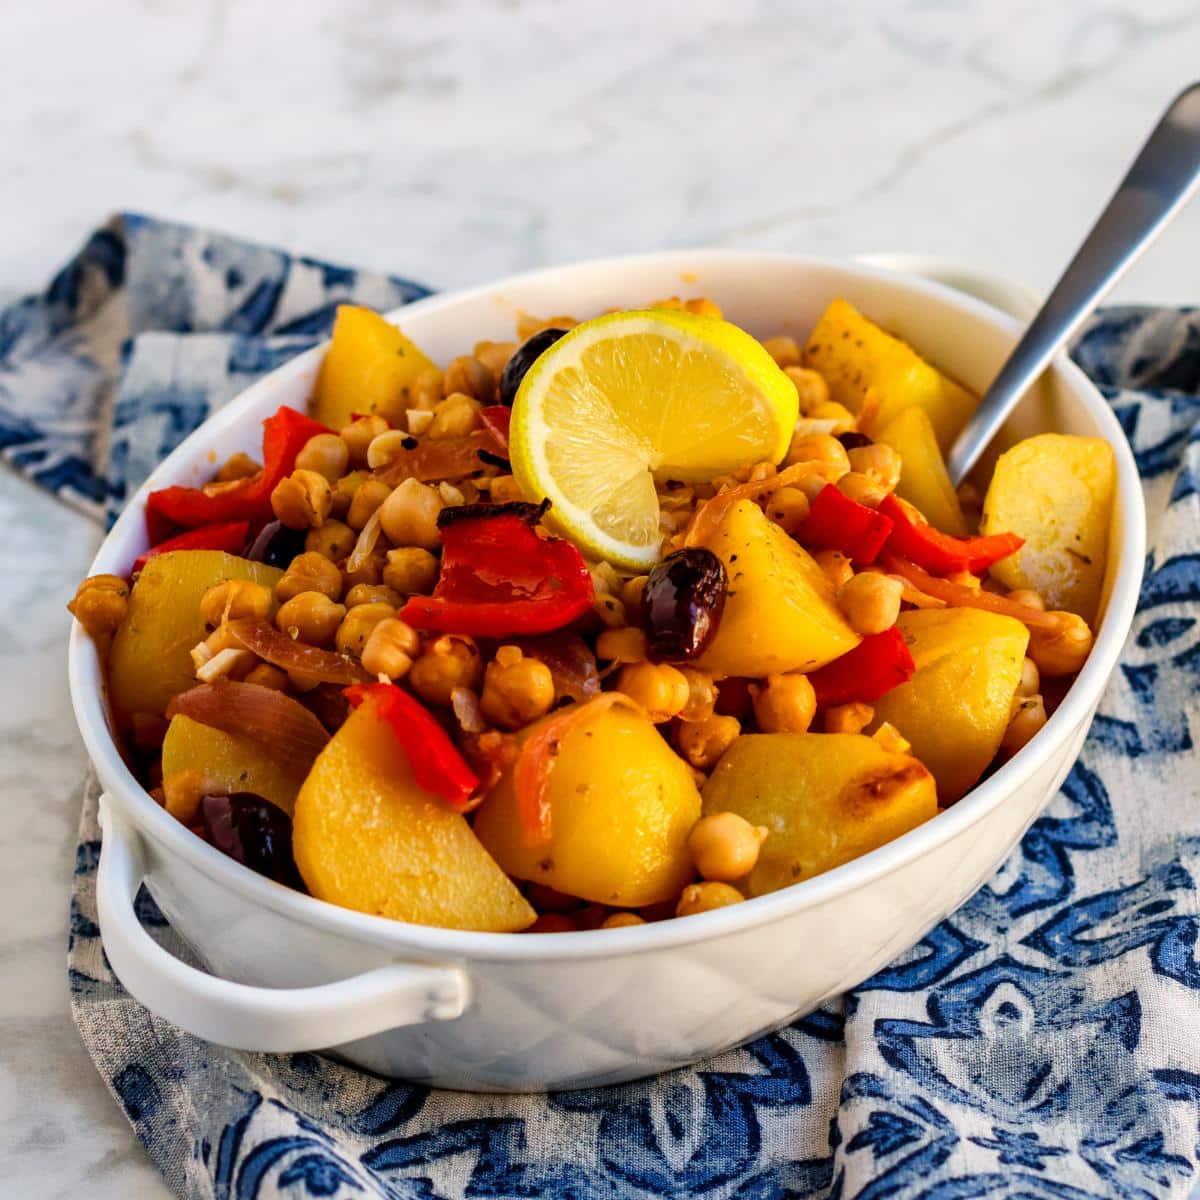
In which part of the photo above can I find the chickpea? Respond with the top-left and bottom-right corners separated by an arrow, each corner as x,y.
363,430 -> 410,471
428,393 -> 482,440
1028,611 -> 1093,677
379,479 -> 443,549
678,668 -> 718,722
1002,694 -> 1048,754
361,617 -> 420,679
676,881 -> 744,917
408,368 -> 445,412
683,297 -> 722,318
331,469 -> 369,517
199,578 -> 272,627
68,575 -> 129,640
443,355 -> 494,402
762,335 -> 802,368
687,812 -> 768,882
764,486 -> 811,534
271,468 -> 332,529
676,713 -> 740,770
409,635 -> 483,706
480,645 -> 556,730
473,340 -> 518,376
335,601 -> 396,657
295,432 -> 349,482
527,913 -> 578,934
305,519 -> 356,562
593,592 -> 627,629
848,443 -> 902,491
621,574 -> 650,612
275,591 -> 346,646
616,661 -> 690,722
873,722 -> 912,755
751,673 -> 817,734
786,432 -> 850,475
214,451 -> 261,483
824,701 -> 874,734
345,583 -> 402,608
383,547 -> 440,595
276,552 -> 344,602
838,572 -> 903,636
1008,588 -> 1046,611
595,626 -> 648,664
810,402 -> 858,434
837,471 -> 888,508
489,475 -> 526,503
346,479 -> 392,531
784,366 -> 830,415
242,663 -> 290,691
601,911 -> 646,929
339,415 -> 390,466
815,549 -> 854,590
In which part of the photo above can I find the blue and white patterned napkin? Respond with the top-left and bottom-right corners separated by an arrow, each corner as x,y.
8,216 -> 1200,1199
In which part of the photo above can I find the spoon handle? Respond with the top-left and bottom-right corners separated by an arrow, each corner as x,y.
947,82 -> 1200,485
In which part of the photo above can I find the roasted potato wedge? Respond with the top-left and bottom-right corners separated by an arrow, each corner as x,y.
874,405 -> 967,535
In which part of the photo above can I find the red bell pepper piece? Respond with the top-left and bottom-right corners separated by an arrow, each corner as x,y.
131,520 -> 250,575
879,495 -> 1023,575
797,485 -> 895,564
145,406 -> 330,537
400,508 -> 594,636
808,628 -> 916,707
344,682 -> 479,811
478,405 -> 511,449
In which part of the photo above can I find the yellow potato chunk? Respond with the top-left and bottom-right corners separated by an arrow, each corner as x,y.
162,714 -> 306,818
871,609 -> 1029,803
473,703 -> 701,906
293,699 -> 534,931
874,406 -> 967,535
312,305 -> 437,429
982,433 -> 1115,622
109,551 -> 282,717
803,297 -> 977,451
693,500 -> 859,678
702,733 -> 936,893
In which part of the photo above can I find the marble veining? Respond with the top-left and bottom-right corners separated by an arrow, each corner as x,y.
2,1 -> 1198,1195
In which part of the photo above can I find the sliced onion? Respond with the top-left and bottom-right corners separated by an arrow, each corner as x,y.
227,618 -> 372,684
451,686 -> 487,735
513,693 -> 645,847
683,461 -> 824,549
882,556 -> 1060,630
345,507 -> 382,575
514,632 -> 600,704
374,429 -> 506,487
167,680 -> 330,773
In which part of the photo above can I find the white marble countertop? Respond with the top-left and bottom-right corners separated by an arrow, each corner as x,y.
2,2 -> 1198,1195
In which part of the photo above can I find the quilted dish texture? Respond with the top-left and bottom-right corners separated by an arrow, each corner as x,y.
6,218 -> 1200,1197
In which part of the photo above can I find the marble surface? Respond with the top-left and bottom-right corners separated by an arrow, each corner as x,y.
1,1 -> 1198,1196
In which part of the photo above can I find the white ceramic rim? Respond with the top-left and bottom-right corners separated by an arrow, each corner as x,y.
68,249 -> 1146,964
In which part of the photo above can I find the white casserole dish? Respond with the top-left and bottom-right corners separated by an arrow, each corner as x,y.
68,252 -> 1145,1092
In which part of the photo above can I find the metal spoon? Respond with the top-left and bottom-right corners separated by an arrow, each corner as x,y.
947,82 -> 1200,485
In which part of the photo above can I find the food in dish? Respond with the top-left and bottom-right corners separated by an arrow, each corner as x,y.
69,294 -> 1114,932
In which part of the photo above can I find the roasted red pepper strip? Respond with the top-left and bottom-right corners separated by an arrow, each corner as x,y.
478,405 -> 511,449
879,494 -> 1024,575
797,484 -> 894,564
345,682 -> 479,811
145,406 -> 330,536
401,513 -> 594,636
808,628 -> 916,707
131,520 -> 249,575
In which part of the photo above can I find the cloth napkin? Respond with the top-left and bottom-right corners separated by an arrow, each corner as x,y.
8,215 -> 1200,1199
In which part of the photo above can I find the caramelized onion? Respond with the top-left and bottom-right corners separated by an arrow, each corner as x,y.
683,461 -> 823,549
226,618 -> 372,684
374,429 -> 506,487
882,556 -> 1060,630
167,681 -> 330,773
513,632 -> 600,704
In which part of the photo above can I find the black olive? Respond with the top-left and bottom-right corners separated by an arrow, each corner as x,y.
246,520 -> 307,569
499,328 -> 568,406
836,431 -> 873,451
199,793 -> 303,888
642,548 -> 728,661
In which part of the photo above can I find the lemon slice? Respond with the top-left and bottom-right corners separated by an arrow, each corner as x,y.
508,309 -> 798,568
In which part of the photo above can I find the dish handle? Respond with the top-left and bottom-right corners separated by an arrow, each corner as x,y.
96,795 -> 468,1051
